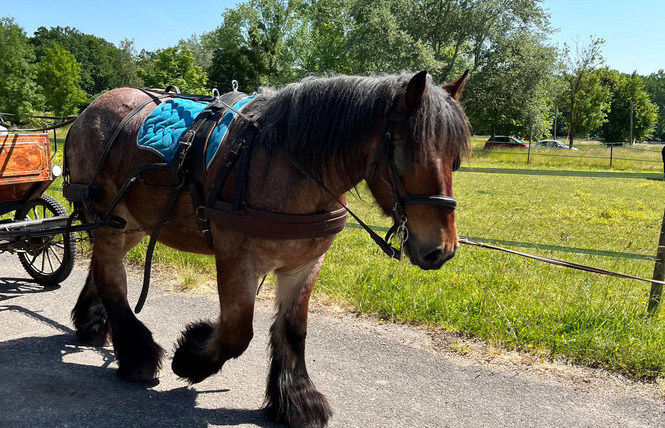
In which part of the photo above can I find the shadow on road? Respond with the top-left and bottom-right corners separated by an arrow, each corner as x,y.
0,296 -> 277,427
0,276 -> 60,303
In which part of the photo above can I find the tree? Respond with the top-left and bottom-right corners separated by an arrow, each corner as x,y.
31,26 -> 120,98
35,44 -> 87,116
557,37 -> 610,147
402,0 -> 551,82
463,32 -> 557,140
346,0 -> 436,74
137,45 -> 208,94
0,17 -> 42,121
644,70 -> 665,141
179,33 -> 214,70
109,39 -> 142,89
299,0 -> 355,74
207,0 -> 303,92
597,70 -> 657,143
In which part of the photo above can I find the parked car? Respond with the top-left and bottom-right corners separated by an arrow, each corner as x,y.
483,136 -> 529,149
534,139 -> 578,150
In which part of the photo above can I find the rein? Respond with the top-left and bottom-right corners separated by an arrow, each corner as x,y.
210,94 -> 459,261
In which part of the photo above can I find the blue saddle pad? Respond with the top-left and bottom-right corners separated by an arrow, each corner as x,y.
137,94 -> 257,166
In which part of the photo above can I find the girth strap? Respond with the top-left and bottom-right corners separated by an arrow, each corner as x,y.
199,202 -> 348,239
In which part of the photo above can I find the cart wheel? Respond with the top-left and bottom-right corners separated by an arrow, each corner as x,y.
15,195 -> 77,285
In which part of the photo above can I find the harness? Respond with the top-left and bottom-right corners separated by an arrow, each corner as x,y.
64,86 -> 458,312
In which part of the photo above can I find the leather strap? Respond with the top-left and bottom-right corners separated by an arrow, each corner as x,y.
199,201 -> 348,239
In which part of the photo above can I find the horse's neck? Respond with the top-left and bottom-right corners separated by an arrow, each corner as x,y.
254,139 -> 373,215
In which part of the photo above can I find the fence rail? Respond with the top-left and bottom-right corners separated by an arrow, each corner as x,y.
457,167 -> 663,179
481,143 -> 665,169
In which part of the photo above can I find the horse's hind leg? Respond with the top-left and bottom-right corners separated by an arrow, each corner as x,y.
72,231 -> 144,346
84,231 -> 164,381
265,257 -> 332,428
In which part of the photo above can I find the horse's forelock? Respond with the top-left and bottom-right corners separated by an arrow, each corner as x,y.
408,82 -> 472,162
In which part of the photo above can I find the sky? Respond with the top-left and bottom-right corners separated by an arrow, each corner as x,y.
4,0 -> 664,75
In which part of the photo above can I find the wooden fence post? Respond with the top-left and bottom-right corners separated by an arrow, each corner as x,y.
610,144 -> 613,168
648,207 -> 665,314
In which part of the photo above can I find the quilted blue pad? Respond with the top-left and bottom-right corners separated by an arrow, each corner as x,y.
137,99 -> 206,163
206,94 -> 257,166
137,94 -> 257,167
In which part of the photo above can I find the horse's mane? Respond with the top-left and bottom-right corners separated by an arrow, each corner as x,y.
247,73 -> 471,178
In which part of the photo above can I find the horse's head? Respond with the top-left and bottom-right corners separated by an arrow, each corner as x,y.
366,71 -> 470,270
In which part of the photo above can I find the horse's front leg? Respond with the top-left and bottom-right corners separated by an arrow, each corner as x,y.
265,256 -> 332,428
85,231 -> 164,381
172,255 -> 257,383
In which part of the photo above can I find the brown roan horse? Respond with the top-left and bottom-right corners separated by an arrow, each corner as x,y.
64,71 -> 470,427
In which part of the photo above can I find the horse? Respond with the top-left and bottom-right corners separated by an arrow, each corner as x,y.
63,70 -> 470,427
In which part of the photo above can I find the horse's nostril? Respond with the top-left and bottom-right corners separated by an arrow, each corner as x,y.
423,248 -> 444,265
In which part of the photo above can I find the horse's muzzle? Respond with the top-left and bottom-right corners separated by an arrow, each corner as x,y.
405,240 -> 456,270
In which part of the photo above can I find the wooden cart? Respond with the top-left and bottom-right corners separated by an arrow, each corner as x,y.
0,133 -> 76,284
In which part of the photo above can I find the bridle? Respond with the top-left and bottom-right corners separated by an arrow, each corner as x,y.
366,108 -> 458,260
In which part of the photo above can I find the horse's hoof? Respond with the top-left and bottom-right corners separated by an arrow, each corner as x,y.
72,297 -> 110,346
172,321 -> 222,383
75,324 -> 110,346
115,339 -> 164,383
116,367 -> 160,385
265,378 -> 332,428
112,317 -> 164,382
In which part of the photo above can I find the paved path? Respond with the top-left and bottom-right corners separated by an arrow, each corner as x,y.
1,253 -> 664,427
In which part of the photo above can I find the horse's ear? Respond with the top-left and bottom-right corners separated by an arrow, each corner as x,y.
404,71 -> 428,111
443,69 -> 469,101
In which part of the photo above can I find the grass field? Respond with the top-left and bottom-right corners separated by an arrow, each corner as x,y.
40,132 -> 665,379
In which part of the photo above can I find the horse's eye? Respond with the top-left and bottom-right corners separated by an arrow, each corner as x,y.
452,155 -> 461,172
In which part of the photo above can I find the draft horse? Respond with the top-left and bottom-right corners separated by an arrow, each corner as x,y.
64,70 -> 470,427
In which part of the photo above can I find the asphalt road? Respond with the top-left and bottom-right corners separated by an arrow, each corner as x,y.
1,252 -> 664,428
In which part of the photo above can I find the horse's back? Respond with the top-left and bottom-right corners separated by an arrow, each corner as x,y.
66,88 -> 162,184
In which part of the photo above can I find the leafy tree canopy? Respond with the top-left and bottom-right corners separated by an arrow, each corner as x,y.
31,26 -> 123,97
35,43 -> 87,116
556,37 -> 610,147
0,17 -> 43,121
207,0 -> 304,92
597,70 -> 657,143
463,32 -> 557,139
644,70 -> 665,141
137,45 -> 208,94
